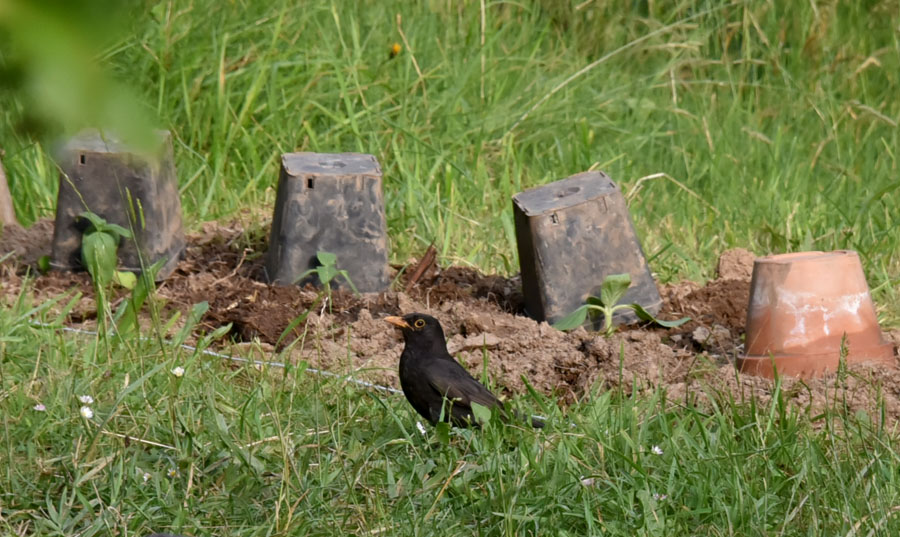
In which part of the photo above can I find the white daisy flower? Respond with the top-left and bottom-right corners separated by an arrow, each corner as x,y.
651,445 -> 663,456
78,395 -> 94,404
142,472 -> 152,483
33,403 -> 46,412
171,366 -> 185,378
80,406 -> 94,419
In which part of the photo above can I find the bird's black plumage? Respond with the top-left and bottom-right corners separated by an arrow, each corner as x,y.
385,313 -> 543,428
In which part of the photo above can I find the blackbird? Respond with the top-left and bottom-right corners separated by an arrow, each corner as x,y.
385,313 -> 543,428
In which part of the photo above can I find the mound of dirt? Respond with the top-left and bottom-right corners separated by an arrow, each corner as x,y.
2,222 -> 898,427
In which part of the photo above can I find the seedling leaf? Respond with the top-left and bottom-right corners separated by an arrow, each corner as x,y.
82,230 -> 117,286
600,273 -> 631,307
552,305 -> 590,331
103,222 -> 133,239
632,303 -> 690,328
316,251 -> 337,266
78,211 -> 107,230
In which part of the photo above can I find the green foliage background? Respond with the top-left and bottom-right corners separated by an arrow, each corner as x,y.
1,2 -> 900,535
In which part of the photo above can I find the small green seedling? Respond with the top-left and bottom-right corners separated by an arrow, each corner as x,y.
295,251 -> 359,295
79,211 -> 135,289
278,251 -> 359,346
553,273 -> 690,335
113,257 -> 166,336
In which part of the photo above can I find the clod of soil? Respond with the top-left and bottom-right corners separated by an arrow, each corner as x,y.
2,223 -> 898,427
716,247 -> 756,280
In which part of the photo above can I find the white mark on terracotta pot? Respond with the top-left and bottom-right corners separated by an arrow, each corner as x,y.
777,290 -> 870,348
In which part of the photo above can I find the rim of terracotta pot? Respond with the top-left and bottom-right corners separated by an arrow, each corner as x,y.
740,250 -> 896,379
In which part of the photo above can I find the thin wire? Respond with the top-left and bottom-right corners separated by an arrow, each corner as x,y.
30,321 -> 405,395
30,322 -> 548,424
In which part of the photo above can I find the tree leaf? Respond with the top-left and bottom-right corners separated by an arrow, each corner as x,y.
632,303 -> 690,328
552,305 -> 590,331
600,273 -> 631,307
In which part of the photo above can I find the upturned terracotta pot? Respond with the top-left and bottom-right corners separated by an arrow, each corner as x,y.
737,250 -> 896,379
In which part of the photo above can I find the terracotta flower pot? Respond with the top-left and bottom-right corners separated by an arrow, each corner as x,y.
737,250 -> 896,379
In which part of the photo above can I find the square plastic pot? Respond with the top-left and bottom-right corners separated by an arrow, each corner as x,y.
264,152 -> 391,293
512,171 -> 661,326
50,129 -> 185,280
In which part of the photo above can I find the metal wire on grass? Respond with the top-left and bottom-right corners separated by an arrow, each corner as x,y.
29,321 -> 405,395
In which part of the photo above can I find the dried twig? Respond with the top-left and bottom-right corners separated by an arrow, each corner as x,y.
404,242 -> 437,292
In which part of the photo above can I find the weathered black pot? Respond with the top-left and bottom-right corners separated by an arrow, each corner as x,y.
51,129 -> 185,280
264,152 -> 390,292
512,171 -> 661,326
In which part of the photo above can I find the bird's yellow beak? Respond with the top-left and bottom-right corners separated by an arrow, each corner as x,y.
384,316 -> 411,329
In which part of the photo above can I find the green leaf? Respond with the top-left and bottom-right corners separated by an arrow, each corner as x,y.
600,273 -> 631,307
37,255 -> 51,273
552,305 -> 590,331
102,222 -> 133,240
316,264 -> 338,286
632,303 -> 691,328
316,251 -> 337,267
276,293 -> 321,347
82,230 -> 117,286
434,421 -> 451,444
337,269 -> 360,295
113,270 -> 137,289
174,302 -> 210,346
315,251 -> 339,285
198,323 -> 232,348
471,402 -> 493,426
113,258 -> 164,334
79,211 -> 108,230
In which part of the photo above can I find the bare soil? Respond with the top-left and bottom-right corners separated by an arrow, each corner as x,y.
2,220 -> 899,427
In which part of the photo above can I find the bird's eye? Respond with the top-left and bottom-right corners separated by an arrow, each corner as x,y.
414,319 -> 426,328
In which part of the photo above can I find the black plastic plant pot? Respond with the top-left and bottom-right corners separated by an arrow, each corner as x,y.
264,152 -> 391,293
50,129 -> 185,280
512,171 -> 661,326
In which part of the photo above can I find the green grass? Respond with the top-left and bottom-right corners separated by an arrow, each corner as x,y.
2,1 -> 898,300
2,293 -> 900,536
2,1 -> 900,535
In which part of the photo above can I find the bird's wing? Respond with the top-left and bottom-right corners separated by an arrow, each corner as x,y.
426,359 -> 503,411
